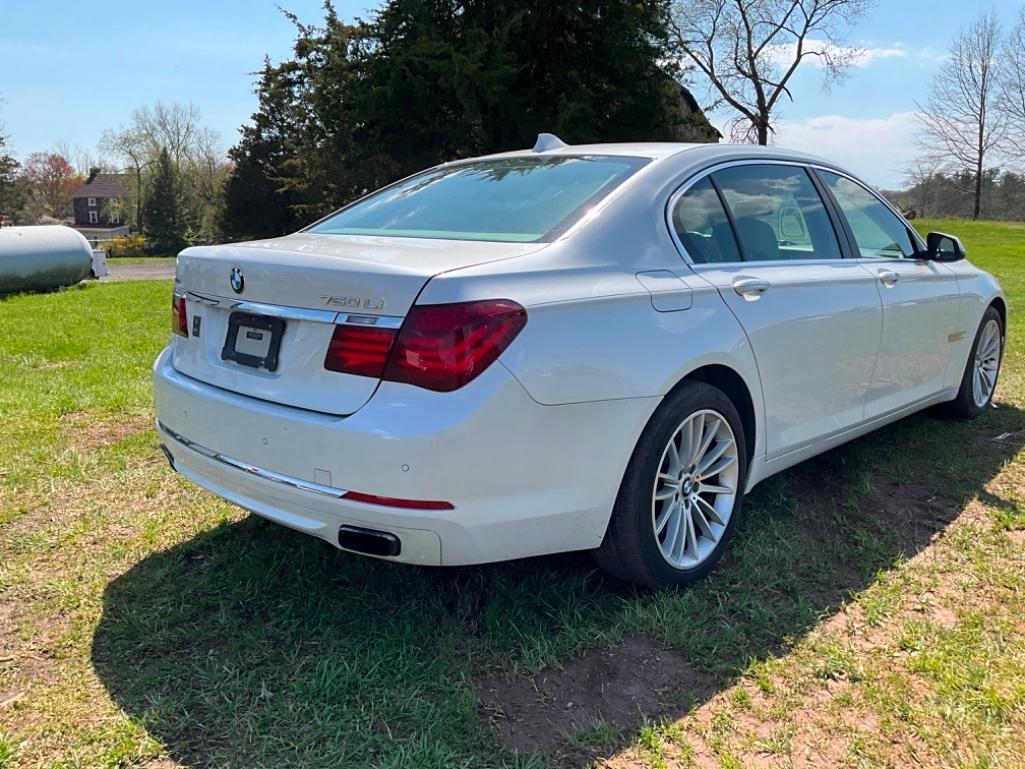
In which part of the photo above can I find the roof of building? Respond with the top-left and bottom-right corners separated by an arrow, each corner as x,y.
72,172 -> 129,199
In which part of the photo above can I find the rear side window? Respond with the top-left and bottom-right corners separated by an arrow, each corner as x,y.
309,155 -> 649,243
819,171 -> 917,259
712,164 -> 842,262
671,177 -> 741,264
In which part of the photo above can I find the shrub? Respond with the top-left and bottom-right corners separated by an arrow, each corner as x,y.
105,234 -> 147,258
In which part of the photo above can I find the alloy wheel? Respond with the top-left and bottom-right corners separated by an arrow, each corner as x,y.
972,318 -> 1002,409
651,409 -> 739,570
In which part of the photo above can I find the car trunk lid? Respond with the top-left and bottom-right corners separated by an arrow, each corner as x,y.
170,233 -> 542,415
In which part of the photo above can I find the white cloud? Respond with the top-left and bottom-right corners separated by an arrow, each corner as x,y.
763,39 -> 912,70
857,44 -> 911,67
769,112 -> 921,188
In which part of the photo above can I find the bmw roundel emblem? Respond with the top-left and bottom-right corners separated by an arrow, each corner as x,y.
230,266 -> 245,294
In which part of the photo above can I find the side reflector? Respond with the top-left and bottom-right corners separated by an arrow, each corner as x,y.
342,490 -> 454,511
172,293 -> 188,337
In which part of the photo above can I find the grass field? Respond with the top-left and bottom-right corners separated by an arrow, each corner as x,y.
1,219 -> 1024,768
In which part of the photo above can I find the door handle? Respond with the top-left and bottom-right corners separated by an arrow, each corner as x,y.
877,269 -> 900,287
732,277 -> 770,300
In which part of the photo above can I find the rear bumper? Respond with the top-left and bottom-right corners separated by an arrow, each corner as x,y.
153,347 -> 657,565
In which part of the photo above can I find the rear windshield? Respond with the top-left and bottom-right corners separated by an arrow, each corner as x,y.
308,155 -> 649,243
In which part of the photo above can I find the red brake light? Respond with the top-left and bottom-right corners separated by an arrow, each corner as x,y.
383,299 -> 527,392
324,325 -> 398,377
323,299 -> 527,391
172,294 -> 188,337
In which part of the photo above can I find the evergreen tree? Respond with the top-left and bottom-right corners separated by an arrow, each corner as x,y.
221,1 -> 712,237
143,148 -> 188,255
221,59 -> 311,239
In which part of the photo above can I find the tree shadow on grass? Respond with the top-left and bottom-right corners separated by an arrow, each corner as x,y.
92,404 -> 1025,768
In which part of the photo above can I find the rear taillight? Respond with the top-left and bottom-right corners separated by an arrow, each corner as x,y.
386,299 -> 527,392
324,325 -> 396,377
172,293 -> 188,337
323,299 -> 527,392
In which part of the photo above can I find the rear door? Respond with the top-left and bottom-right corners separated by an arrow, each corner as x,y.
671,162 -> 883,459
816,170 -> 961,417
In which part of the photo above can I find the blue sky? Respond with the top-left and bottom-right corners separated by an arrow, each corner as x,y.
1,0 -> 1022,187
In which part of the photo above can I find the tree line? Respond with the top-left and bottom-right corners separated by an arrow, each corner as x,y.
0,0 -> 886,245
221,0 -> 704,240
0,101 -> 229,253
896,169 -> 1025,222
912,11 -> 1025,221
5,0 -> 1023,247
223,0 -> 880,240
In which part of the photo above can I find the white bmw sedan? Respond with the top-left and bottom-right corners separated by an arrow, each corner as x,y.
154,138 -> 1005,588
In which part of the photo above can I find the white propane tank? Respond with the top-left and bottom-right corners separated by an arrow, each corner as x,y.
0,225 -> 93,294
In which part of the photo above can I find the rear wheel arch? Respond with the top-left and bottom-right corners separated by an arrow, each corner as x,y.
672,364 -> 757,468
596,375 -> 751,586
990,296 -> 1007,331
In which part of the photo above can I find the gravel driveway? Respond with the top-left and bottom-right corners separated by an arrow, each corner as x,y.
100,261 -> 176,282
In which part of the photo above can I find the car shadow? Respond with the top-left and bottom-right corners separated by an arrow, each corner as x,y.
91,404 -> 1025,768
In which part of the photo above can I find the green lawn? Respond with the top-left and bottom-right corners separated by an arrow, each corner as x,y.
1,220 -> 1024,768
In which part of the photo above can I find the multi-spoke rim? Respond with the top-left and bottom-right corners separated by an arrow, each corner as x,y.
972,319 -> 1002,408
652,409 -> 739,570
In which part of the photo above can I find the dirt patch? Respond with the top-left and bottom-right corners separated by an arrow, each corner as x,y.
477,635 -> 716,759
61,411 -> 151,452
862,478 -> 960,553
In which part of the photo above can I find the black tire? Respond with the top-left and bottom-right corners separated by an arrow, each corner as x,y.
594,381 -> 748,589
944,305 -> 1004,419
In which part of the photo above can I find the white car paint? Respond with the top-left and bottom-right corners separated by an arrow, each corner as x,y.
153,142 -> 1005,568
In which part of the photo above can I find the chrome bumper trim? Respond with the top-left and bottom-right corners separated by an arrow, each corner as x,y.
232,300 -> 339,324
157,420 -> 349,499
183,293 -> 404,329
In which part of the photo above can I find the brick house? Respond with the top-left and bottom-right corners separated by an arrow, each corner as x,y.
71,168 -> 131,245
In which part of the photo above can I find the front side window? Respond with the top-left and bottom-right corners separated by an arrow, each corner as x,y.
819,171 -> 917,259
671,177 -> 741,264
309,155 -> 649,243
712,164 -> 841,262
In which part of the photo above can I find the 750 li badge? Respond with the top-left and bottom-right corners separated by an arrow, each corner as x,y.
320,295 -> 386,310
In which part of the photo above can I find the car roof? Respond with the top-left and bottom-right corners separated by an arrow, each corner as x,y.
475,141 -> 837,168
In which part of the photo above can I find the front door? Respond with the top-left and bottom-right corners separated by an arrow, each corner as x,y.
672,163 -> 883,459
817,171 -> 961,417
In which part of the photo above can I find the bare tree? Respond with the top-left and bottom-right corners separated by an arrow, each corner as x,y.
132,102 -> 201,166
900,157 -> 945,217
97,103 -> 228,237
999,10 -> 1025,162
98,125 -> 152,228
670,0 -> 875,144
917,12 -> 1004,221
54,141 -> 98,177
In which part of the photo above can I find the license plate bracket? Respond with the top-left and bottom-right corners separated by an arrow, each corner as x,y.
221,312 -> 285,372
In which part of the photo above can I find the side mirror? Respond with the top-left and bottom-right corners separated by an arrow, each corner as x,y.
925,231 -> 966,262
